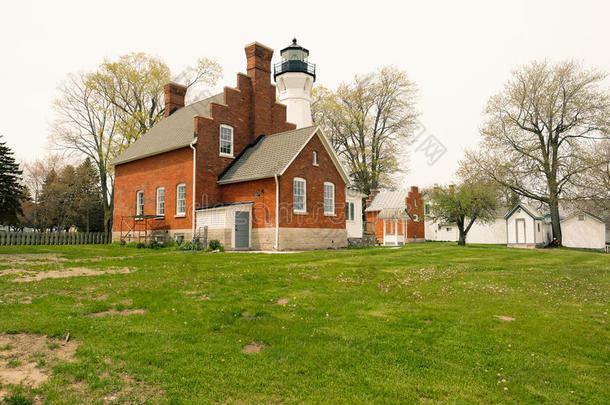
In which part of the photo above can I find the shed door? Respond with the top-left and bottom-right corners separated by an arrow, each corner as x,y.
234,211 -> 250,248
516,218 -> 526,243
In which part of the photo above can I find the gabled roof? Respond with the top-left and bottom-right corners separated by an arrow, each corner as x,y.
112,93 -> 224,166
217,126 -> 350,185
365,190 -> 409,212
504,203 -> 544,220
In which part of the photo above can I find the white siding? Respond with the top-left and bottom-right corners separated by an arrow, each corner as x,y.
507,209 -> 538,245
346,189 -> 365,238
466,219 -> 507,244
561,214 -> 606,250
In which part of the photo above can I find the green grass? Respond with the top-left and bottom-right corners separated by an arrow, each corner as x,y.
0,243 -> 608,404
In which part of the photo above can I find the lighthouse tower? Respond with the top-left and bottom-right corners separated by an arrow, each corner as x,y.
274,38 -> 316,128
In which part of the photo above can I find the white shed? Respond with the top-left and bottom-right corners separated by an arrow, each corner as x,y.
561,212 -> 606,250
505,203 -> 550,248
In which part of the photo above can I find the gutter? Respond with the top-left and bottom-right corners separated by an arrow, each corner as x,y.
190,138 -> 197,240
274,174 -> 279,250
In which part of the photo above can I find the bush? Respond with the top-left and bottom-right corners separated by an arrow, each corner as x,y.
208,239 -> 224,252
147,240 -> 162,249
176,241 -> 204,251
136,242 -> 146,249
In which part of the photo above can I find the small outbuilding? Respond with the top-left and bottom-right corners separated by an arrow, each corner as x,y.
505,203 -> 550,248
560,212 -> 606,250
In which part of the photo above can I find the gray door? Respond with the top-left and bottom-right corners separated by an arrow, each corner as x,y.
234,211 -> 250,248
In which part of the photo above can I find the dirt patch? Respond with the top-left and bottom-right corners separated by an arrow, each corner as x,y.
0,333 -> 78,389
85,309 -> 146,318
186,292 -> 210,301
12,267 -> 131,282
0,253 -> 64,265
277,298 -> 290,305
494,315 -> 516,322
242,341 -> 265,354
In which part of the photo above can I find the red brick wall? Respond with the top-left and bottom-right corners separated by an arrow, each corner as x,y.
220,177 -> 276,228
405,186 -> 424,239
193,43 -> 295,209
278,134 -> 346,229
113,147 -> 193,232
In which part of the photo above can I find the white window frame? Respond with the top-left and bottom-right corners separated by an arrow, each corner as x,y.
156,187 -> 165,216
219,124 -> 234,157
324,182 -> 335,215
176,183 -> 186,216
136,190 -> 144,216
345,202 -> 354,221
293,178 -> 306,213
313,151 -> 318,166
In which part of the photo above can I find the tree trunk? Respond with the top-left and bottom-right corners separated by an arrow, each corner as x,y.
457,218 -> 466,246
549,196 -> 562,246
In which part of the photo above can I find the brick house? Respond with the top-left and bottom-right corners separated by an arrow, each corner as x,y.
364,187 -> 424,245
111,41 -> 352,250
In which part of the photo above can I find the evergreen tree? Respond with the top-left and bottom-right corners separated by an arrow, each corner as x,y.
0,135 -> 26,226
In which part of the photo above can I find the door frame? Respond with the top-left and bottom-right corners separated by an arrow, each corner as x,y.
233,210 -> 251,249
515,218 -> 526,244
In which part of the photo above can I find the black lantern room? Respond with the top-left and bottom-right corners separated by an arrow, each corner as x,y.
273,38 -> 316,82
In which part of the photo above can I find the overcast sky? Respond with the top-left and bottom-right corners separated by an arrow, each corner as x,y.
1,0 -> 608,188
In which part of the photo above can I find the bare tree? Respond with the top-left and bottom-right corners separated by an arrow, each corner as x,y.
52,72 -> 120,233
465,60 -> 609,245
312,66 -> 418,194
87,53 -> 222,150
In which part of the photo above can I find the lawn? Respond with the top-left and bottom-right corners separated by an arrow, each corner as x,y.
0,243 -> 608,404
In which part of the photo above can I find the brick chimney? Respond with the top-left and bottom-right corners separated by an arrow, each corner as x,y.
245,42 -> 274,137
164,82 -> 187,117
365,189 -> 381,209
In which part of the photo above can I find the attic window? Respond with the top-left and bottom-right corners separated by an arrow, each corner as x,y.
313,151 -> 318,166
413,214 -> 419,222
219,125 -> 234,157
578,214 -> 585,221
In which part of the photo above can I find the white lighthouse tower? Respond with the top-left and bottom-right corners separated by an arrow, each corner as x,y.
274,38 -> 316,128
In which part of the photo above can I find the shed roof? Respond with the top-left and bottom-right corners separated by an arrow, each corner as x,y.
112,93 -> 224,165
365,190 -> 409,212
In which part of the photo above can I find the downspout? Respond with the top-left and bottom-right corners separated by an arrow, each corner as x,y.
274,174 -> 279,250
190,138 -> 197,240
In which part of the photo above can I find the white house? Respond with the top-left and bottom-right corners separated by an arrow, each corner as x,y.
561,212 -> 606,250
424,208 -> 507,244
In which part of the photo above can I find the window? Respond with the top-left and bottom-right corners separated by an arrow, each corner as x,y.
136,190 -> 144,216
424,204 -> 430,215
413,214 -> 419,222
176,183 -> 186,216
219,125 -> 234,157
578,214 -> 585,221
345,202 -> 355,221
313,151 -> 318,166
293,178 -> 306,213
324,182 -> 335,215
446,227 -> 452,232
537,223 -> 541,232
156,187 -> 165,216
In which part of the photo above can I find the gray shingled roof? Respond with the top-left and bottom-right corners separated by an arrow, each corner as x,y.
112,93 -> 224,165
218,126 -> 318,184
365,190 -> 409,212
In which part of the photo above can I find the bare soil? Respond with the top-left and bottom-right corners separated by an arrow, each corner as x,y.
11,267 -> 131,282
494,315 -> 516,322
84,309 -> 147,318
0,334 -> 78,392
242,341 -> 265,354
277,297 -> 290,305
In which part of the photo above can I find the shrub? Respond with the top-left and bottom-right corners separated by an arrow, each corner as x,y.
208,239 -> 224,252
148,240 -> 162,249
176,241 -> 204,251
136,242 -> 146,249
